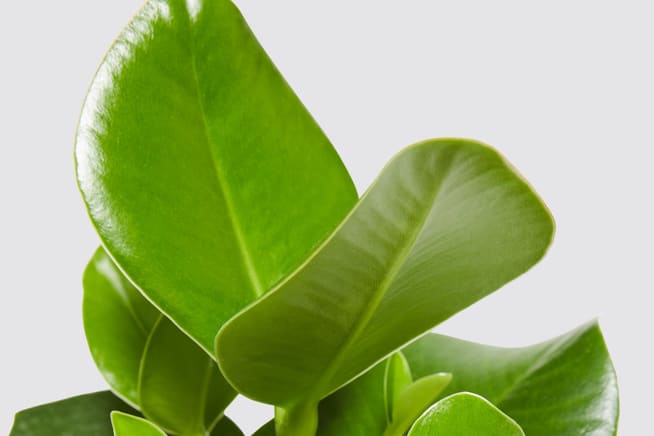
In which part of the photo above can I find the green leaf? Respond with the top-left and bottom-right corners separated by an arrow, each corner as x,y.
384,353 -> 412,422
216,139 -> 554,414
317,360 -> 389,436
317,354 -> 450,436
407,392 -> 524,436
83,247 -> 159,407
111,412 -> 166,436
402,322 -> 619,435
139,315 -> 235,435
83,247 -> 236,434
253,421 -> 276,436
75,0 -> 357,353
384,373 -> 452,436
211,416 -> 245,436
10,391 -> 137,436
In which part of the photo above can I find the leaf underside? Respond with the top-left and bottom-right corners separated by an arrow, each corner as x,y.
217,138 -> 554,407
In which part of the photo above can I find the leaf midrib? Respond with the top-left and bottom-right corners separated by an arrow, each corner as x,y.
182,3 -> 264,299
301,151 -> 456,406
493,334 -> 571,406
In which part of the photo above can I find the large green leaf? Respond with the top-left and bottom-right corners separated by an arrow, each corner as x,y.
83,247 -> 236,434
111,412 -> 166,436
407,393 -> 524,436
75,0 -> 357,353
216,139 -> 554,417
402,322 -> 619,435
10,391 -> 137,436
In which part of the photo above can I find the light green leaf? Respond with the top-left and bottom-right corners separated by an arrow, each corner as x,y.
75,0 -> 357,353
384,373 -> 452,436
384,353 -> 412,422
408,392 -> 524,436
216,139 -> 554,416
83,247 -> 236,434
402,322 -> 619,435
111,412 -> 166,436
10,391 -> 137,436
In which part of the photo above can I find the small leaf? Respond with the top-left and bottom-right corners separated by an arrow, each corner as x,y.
84,247 -> 236,434
10,391 -> 137,436
217,139 -> 554,410
402,322 -> 619,435
83,247 -> 159,406
385,373 -> 452,436
75,0 -> 357,354
111,412 -> 166,436
407,392 -> 524,436
384,353 -> 412,422
138,316 -> 234,435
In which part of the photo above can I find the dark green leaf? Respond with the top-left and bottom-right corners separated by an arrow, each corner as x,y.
217,139 -> 553,413
139,315 -> 234,435
111,412 -> 166,436
318,360 -> 388,436
253,420 -> 276,436
84,247 -> 236,434
75,0 -> 357,353
318,354 -> 449,436
10,391 -> 137,436
407,392 -> 524,436
402,322 -> 619,435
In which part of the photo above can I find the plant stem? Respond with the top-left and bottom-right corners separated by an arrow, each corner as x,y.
275,402 -> 318,436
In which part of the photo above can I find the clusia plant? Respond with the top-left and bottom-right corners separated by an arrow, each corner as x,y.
11,1 -> 618,435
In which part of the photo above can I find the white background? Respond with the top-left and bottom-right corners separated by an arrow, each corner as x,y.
1,1 -> 652,434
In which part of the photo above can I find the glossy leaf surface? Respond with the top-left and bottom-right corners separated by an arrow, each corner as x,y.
10,391 -> 137,436
75,0 -> 358,353
217,139 -> 554,408
84,248 -> 236,434
408,393 -> 524,436
111,412 -> 166,436
403,322 -> 619,435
